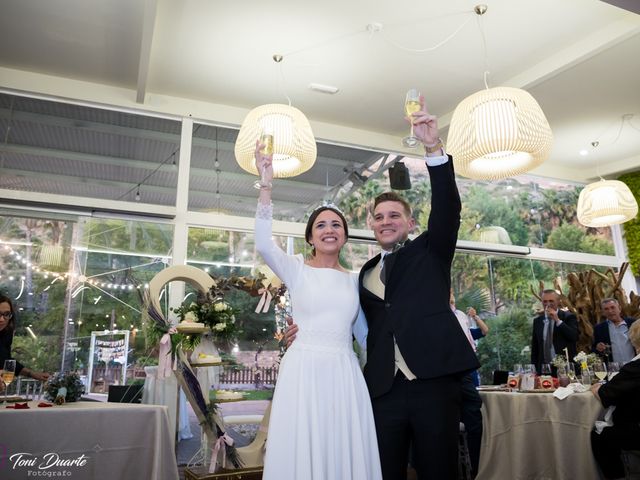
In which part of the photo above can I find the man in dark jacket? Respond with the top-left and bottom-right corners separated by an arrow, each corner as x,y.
530,289 -> 579,374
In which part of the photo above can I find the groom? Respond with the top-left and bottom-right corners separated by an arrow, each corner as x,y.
288,96 -> 478,478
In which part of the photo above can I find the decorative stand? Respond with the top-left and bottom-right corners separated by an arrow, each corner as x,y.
146,265 -> 267,478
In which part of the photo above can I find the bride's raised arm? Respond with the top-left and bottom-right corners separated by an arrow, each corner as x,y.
254,140 -> 301,286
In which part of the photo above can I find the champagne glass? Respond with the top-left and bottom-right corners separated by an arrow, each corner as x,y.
607,362 -> 620,381
592,361 -> 607,383
2,359 -> 16,403
401,89 -> 421,148
566,362 -> 577,383
540,363 -> 552,376
254,128 -> 274,189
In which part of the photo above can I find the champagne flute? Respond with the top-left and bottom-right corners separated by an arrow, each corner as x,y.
2,359 -> 16,403
566,362 -> 577,383
592,361 -> 607,383
401,89 -> 421,148
253,128 -> 274,189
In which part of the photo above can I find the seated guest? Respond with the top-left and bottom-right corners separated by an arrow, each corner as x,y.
531,289 -> 578,374
590,320 -> 640,480
593,297 -> 636,365
0,294 -> 50,388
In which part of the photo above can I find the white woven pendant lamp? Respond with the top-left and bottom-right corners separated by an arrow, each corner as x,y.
234,103 -> 317,178
577,179 -> 638,227
447,86 -> 553,180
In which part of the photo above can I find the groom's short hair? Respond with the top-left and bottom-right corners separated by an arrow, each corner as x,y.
373,192 -> 412,217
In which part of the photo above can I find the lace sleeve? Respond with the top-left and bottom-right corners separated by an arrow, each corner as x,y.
254,201 -> 302,287
256,201 -> 273,220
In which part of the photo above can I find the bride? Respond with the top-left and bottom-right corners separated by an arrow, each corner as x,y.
254,141 -> 381,480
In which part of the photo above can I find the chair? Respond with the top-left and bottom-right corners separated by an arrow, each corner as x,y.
622,450 -> 640,480
458,422 -> 473,480
492,370 -> 509,385
107,384 -> 143,403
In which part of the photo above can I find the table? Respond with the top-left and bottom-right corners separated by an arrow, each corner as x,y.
477,390 -> 604,480
0,401 -> 178,480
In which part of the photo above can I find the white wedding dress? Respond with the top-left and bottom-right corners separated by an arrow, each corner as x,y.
256,203 -> 382,480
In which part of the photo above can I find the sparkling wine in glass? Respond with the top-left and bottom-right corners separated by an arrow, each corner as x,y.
254,129 -> 274,190
593,361 -> 607,383
402,89 -> 421,148
2,359 -> 16,403
566,363 -> 577,383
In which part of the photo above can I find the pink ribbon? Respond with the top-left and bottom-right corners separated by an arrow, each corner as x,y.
209,432 -> 234,473
254,288 -> 272,314
157,327 -> 177,379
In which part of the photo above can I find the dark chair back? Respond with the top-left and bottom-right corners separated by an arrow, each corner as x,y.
492,370 -> 509,385
107,384 -> 143,403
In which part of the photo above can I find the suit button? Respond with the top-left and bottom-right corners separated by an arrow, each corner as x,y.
385,303 -> 391,308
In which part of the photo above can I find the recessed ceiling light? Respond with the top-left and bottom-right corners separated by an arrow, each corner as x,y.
309,83 -> 339,94
579,149 -> 589,156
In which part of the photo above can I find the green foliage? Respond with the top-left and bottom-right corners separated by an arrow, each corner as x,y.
618,172 -> 640,275
11,335 -> 61,374
476,307 -> 532,382
545,223 -> 614,255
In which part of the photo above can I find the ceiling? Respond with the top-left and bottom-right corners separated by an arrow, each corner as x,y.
1,0 -> 640,220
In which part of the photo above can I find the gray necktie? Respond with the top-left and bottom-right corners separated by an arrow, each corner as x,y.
379,253 -> 388,285
543,314 -> 554,363
379,242 -> 404,285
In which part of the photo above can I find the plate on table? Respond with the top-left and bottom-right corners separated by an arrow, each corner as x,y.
477,386 -> 512,392
2,395 -> 29,403
519,389 -> 556,393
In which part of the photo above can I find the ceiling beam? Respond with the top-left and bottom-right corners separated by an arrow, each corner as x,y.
136,0 -> 159,103
0,167 -> 306,211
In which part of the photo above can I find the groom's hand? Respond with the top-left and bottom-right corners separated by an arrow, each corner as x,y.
284,316 -> 298,348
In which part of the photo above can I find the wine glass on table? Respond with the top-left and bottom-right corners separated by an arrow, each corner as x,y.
592,361 -> 607,384
2,359 -> 16,403
402,89 -> 421,148
254,128 -> 274,189
566,363 -> 577,383
607,362 -> 620,381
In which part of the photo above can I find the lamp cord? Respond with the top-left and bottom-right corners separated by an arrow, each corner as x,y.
379,14 -> 473,54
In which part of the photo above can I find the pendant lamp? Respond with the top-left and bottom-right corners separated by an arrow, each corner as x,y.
234,103 -> 317,178
447,86 -> 553,180
577,179 -> 638,227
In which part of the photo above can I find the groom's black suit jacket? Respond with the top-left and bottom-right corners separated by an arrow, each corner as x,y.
358,159 -> 479,398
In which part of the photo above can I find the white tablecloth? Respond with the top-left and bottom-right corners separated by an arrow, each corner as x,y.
0,401 -> 178,480
478,390 -> 604,480
142,366 -> 193,441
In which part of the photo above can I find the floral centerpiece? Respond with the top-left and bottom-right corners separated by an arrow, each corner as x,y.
573,351 -> 601,369
44,372 -> 85,404
172,294 -> 240,350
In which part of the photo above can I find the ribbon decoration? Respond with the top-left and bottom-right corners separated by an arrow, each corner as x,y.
254,288 -> 272,314
209,432 -> 234,473
157,327 -> 177,379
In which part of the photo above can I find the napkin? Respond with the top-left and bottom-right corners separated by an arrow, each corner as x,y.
38,402 -> 53,408
553,382 -> 589,400
6,402 -> 30,409
594,406 -> 615,434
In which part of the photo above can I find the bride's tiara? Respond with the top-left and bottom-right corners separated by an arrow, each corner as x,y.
312,201 -> 344,216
